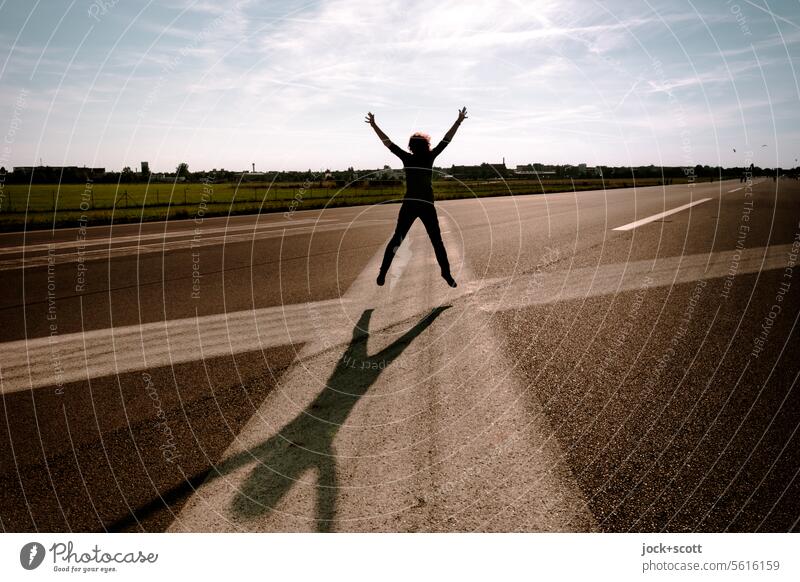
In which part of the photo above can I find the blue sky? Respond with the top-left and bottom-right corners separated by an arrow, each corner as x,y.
1,0 -> 798,172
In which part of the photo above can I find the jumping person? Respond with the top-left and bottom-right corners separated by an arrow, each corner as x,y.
365,107 -> 468,288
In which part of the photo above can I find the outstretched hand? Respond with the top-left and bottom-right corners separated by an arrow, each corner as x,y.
457,106 -> 468,122
365,112 -> 376,126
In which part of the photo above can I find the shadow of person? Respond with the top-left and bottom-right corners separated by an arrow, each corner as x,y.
210,305 -> 450,532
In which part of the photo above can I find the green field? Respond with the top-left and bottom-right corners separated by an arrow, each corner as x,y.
0,177 -> 705,232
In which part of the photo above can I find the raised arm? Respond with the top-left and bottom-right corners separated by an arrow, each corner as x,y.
444,107 -> 468,142
433,107 -> 468,155
365,112 -> 397,150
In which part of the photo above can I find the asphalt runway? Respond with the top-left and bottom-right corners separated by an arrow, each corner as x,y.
1,177 -> 798,532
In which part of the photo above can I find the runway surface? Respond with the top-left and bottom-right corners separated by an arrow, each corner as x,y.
1,178 -> 799,532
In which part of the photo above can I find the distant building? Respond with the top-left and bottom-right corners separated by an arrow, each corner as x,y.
12,165 -> 105,182
450,165 -> 480,175
239,171 -> 268,182
450,160 -> 508,179
514,164 -> 556,177
487,160 -> 508,176
141,161 -> 150,176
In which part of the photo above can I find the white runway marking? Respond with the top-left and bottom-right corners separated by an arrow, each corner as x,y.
2,244 -> 791,394
167,218 -> 596,532
479,244 -> 792,312
0,299 -> 348,394
7,229 -> 786,531
612,198 -> 712,231
0,218 -> 333,256
0,219 -> 394,271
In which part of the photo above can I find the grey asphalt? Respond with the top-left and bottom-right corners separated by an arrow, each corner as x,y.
1,177 -> 798,532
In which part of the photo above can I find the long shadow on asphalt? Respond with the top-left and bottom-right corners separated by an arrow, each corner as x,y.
210,305 -> 449,531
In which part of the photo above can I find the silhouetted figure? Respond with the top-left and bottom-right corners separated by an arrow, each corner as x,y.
209,306 -> 449,531
366,108 -> 468,288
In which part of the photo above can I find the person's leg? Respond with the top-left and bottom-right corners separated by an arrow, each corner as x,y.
418,203 -> 456,287
377,202 -> 417,285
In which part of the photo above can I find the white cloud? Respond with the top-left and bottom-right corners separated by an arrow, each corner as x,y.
2,0 -> 798,169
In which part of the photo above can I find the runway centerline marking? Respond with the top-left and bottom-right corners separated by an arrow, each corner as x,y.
612,198 -> 712,231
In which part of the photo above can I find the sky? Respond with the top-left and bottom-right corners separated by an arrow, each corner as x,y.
0,0 -> 798,172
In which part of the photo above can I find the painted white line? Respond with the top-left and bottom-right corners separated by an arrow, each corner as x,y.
0,220 -> 395,271
728,187 -> 744,192
0,299 -> 348,394
0,218 -> 334,256
0,222 -> 454,393
612,198 -> 712,231
6,240 -> 790,394
169,217 -> 595,532
479,244 -> 791,312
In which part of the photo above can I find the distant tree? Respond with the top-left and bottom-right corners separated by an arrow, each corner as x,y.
176,162 -> 190,179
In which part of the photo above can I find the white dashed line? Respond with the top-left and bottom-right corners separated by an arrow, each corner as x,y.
612,198 -> 712,231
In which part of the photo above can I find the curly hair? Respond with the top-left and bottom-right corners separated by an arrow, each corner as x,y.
408,132 -> 431,154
